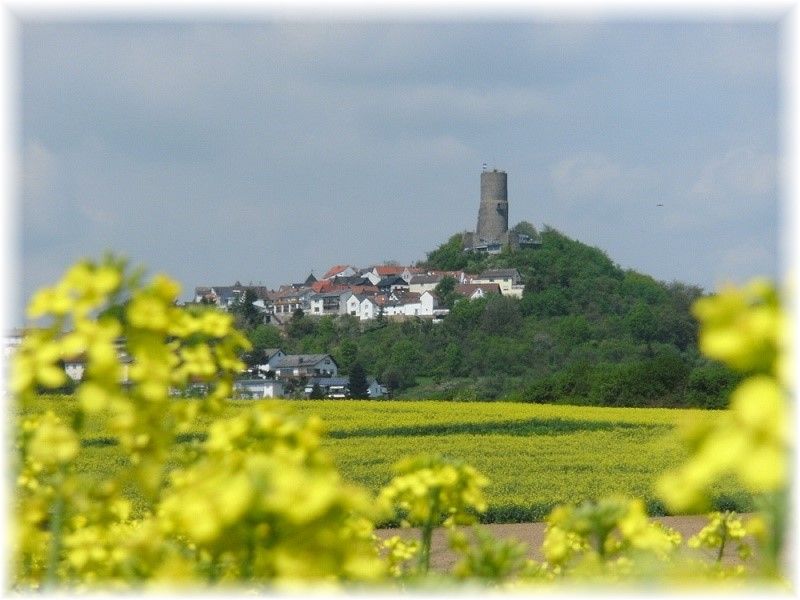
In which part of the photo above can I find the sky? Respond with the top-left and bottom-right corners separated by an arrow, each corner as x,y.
14,15 -> 784,324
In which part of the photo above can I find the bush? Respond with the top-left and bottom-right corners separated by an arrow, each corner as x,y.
685,362 -> 740,409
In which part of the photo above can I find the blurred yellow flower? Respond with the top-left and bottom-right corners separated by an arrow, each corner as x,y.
27,412 -> 79,467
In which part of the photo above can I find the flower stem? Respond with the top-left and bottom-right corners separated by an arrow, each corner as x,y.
44,491 -> 65,590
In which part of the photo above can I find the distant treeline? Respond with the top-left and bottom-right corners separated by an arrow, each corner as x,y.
240,226 -> 740,409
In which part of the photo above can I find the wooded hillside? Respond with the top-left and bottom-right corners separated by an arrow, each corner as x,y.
245,227 -> 739,408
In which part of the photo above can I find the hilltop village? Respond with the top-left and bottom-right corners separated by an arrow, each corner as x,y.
192,265 -> 525,325
186,266 -> 526,399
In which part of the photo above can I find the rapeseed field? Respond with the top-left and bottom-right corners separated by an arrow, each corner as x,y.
254,400 -> 749,523
23,396 -> 748,523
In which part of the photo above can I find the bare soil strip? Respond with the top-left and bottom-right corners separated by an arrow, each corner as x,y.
375,515 -> 763,571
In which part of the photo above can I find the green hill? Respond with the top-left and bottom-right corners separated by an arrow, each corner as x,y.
247,226 -> 740,408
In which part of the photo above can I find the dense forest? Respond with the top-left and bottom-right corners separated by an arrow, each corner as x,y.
238,226 -> 741,408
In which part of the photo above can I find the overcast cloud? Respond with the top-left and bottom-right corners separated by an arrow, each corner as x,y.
16,19 -> 782,324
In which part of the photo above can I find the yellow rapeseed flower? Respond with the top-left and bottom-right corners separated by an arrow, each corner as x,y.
27,412 -> 79,467
150,274 -> 181,303
729,376 -> 787,441
127,295 -> 171,331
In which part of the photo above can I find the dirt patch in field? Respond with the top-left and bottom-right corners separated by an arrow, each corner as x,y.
376,515 -> 767,572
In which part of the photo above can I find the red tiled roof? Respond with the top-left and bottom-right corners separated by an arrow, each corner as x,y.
373,265 -> 403,276
455,283 -> 501,297
373,296 -> 387,306
350,285 -> 379,295
312,280 -> 350,294
322,265 -> 353,279
311,280 -> 330,293
397,291 -> 421,302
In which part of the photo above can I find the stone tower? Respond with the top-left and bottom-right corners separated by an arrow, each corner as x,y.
475,169 -> 508,243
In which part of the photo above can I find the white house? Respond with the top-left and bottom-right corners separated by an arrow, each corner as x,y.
470,269 -> 525,298
273,354 -> 339,378
377,276 -> 410,294
367,378 -> 388,398
303,376 -> 387,398
234,379 -> 283,399
361,271 -> 381,285
193,284 -> 270,311
64,357 -> 86,382
3,329 -> 24,360
256,349 -> 285,375
399,267 -> 423,283
309,292 -> 346,316
378,290 -> 437,319
342,293 -> 362,317
304,377 -> 350,398
252,299 -> 272,316
359,297 -> 379,321
408,274 -> 443,294
272,288 -> 313,316
382,302 -> 402,318
419,291 -> 436,316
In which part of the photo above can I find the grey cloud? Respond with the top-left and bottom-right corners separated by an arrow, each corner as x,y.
657,146 -> 779,232
690,147 -> 776,201
22,139 -> 59,231
549,153 -> 659,210
15,20 -> 781,323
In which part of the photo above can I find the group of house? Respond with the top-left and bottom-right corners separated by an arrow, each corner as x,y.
1,331 -> 383,400
3,266 -> 525,398
229,349 -> 387,400
193,265 -> 525,324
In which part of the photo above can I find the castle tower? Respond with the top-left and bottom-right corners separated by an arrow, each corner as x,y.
476,169 -> 508,243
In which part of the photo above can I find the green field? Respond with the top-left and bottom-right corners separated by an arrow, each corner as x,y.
19,397 -> 751,523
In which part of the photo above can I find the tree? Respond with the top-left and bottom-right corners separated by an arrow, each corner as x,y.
511,220 -> 538,239
444,342 -> 465,377
381,368 -> 404,397
625,300 -> 659,353
434,275 -> 458,309
230,289 -> 263,330
336,339 -> 359,372
249,324 -> 283,353
348,362 -> 369,399
287,309 -> 316,338
240,348 -> 266,370
480,294 -> 523,337
422,234 -> 468,271
309,382 -> 325,399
